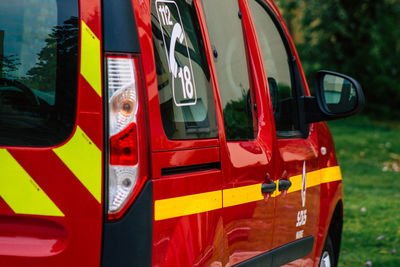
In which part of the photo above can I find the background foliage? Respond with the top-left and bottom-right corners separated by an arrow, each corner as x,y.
276,0 -> 400,119
328,116 -> 400,266
274,1 -> 400,265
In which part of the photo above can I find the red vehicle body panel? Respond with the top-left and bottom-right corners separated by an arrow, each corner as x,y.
138,0 -> 344,265
0,1 -> 104,266
0,0 -> 345,266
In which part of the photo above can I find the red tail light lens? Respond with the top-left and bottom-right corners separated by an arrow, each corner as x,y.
110,123 -> 138,166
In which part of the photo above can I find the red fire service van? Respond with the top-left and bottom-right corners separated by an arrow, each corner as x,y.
0,0 -> 364,266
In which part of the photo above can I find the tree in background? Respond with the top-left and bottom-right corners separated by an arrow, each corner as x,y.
276,0 -> 400,119
24,16 -> 78,93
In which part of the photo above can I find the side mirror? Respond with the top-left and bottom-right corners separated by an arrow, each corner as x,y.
304,70 -> 365,124
315,70 -> 364,118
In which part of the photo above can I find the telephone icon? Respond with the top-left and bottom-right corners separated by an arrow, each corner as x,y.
169,23 -> 184,78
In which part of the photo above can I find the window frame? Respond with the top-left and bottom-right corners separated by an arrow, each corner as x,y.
151,0 -> 219,141
201,0 -> 259,141
250,0 -> 309,139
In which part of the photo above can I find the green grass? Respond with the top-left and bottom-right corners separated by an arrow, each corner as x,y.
327,115 -> 400,267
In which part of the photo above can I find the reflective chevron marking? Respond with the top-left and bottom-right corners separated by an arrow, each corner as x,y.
80,20 -> 102,97
0,150 -> 64,217
53,126 -> 102,203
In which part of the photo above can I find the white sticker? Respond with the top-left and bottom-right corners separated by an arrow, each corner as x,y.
295,162 -> 308,230
296,230 -> 304,240
155,0 -> 197,107
296,209 -> 307,227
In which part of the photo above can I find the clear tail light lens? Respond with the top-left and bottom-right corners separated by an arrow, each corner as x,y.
107,55 -> 139,218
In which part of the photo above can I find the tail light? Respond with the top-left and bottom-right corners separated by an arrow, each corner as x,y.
106,54 -> 145,220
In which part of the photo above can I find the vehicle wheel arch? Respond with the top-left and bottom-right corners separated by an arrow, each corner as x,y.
317,199 -> 343,266
326,200 -> 343,265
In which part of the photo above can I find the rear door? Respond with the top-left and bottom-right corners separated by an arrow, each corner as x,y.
0,0 -> 104,266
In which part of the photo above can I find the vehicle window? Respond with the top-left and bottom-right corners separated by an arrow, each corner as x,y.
201,0 -> 257,141
0,0 -> 78,147
151,0 -> 218,140
248,0 -> 301,136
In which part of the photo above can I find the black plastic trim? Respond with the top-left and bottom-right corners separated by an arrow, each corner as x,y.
303,70 -> 365,124
161,162 -> 221,176
103,0 -> 141,53
101,181 -> 152,267
315,70 -> 365,119
278,179 -> 292,191
261,181 -> 277,194
234,236 -> 314,267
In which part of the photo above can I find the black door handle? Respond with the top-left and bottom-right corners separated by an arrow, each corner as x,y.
279,179 -> 292,191
261,181 -> 276,194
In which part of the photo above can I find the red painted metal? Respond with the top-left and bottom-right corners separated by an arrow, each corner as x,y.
152,170 -> 223,266
0,0 -> 345,265
151,147 -> 220,178
0,1 -> 104,266
140,0 -> 344,265
0,216 -> 68,257
213,1 -> 277,263
313,122 -> 343,266
136,0 -> 227,262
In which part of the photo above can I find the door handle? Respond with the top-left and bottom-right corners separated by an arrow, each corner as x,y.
261,181 -> 276,194
279,179 -> 292,191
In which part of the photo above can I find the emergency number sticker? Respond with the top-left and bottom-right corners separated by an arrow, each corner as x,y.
155,0 -> 197,107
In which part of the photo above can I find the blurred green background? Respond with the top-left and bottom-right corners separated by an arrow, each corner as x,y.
277,0 -> 400,119
275,0 -> 400,266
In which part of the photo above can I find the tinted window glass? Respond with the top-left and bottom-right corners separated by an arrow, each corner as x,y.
151,0 -> 218,140
0,0 -> 78,146
201,0 -> 256,141
248,0 -> 299,135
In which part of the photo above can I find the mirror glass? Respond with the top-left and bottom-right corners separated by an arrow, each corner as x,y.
322,74 -> 357,113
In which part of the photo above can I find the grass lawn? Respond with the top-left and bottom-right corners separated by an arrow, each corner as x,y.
328,115 -> 400,266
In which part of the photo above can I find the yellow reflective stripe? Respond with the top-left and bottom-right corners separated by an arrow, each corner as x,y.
54,126 -> 101,203
286,170 -> 321,194
321,166 -> 342,183
80,20 -> 102,96
0,150 -> 64,217
154,166 -> 343,221
307,170 -> 322,187
154,191 -> 222,221
223,183 -> 263,207
287,174 -> 302,194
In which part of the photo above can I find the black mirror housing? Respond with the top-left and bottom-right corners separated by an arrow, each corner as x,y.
315,70 -> 364,118
305,70 -> 365,124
